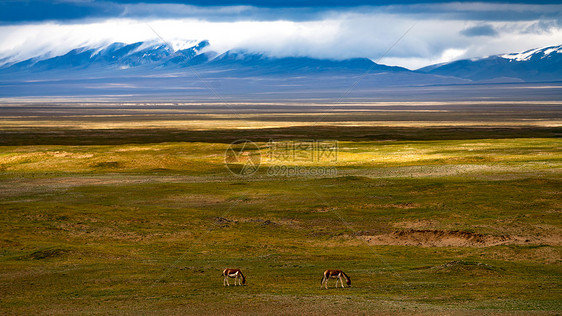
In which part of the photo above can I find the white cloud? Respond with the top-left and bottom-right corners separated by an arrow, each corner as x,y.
0,10 -> 561,69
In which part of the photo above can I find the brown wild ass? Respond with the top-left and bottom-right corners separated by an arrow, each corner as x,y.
321,269 -> 351,289
222,268 -> 246,286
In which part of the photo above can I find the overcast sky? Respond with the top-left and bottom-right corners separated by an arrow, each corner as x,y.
0,1 -> 561,69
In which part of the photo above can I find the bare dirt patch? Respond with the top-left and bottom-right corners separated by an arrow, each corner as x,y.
392,220 -> 440,229
359,229 -> 513,247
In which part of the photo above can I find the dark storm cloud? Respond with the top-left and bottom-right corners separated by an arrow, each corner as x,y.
1,0 -> 562,23
92,0 -> 562,6
0,1 -> 122,23
461,24 -> 498,37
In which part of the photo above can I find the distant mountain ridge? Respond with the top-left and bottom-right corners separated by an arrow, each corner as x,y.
417,44 -> 562,81
0,41 -> 560,100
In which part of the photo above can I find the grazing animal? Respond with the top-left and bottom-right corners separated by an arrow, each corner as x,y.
222,268 -> 246,286
321,269 -> 351,289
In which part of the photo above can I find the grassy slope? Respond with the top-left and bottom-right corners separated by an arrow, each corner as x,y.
0,138 -> 561,314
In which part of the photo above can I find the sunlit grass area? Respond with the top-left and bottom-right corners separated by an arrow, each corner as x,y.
1,133 -> 560,314
0,138 -> 560,174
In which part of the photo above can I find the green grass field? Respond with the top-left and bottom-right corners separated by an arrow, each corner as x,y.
0,103 -> 561,314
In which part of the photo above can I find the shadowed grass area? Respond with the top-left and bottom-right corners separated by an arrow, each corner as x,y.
0,126 -> 560,145
0,135 -> 560,314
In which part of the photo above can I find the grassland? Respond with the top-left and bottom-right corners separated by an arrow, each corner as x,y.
0,102 -> 561,315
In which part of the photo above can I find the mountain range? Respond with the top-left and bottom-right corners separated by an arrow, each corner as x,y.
0,41 -> 560,100
0,40 -> 408,76
418,45 -> 562,82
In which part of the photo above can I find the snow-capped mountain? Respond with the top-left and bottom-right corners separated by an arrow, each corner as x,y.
0,40 -> 408,75
500,45 -> 562,62
417,44 -> 562,81
1,40 -> 213,72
